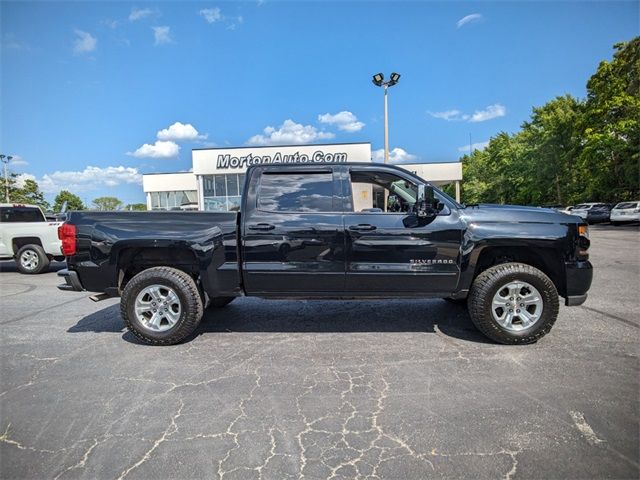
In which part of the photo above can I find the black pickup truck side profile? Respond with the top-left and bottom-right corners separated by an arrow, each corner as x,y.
57,162 -> 593,345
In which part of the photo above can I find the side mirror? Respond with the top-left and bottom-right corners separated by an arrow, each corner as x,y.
405,185 -> 438,227
416,185 -> 436,218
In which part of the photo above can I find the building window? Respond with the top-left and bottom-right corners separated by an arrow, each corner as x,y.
202,173 -> 245,212
149,190 -> 197,210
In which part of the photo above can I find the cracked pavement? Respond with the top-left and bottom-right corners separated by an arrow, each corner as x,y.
1,225 -> 638,479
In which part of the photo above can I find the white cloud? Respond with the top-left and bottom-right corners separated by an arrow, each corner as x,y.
428,103 -> 506,122
199,8 -> 222,24
428,109 -> 463,121
35,166 -> 142,194
2,33 -> 30,51
247,119 -> 335,146
128,140 -> 180,158
226,16 -> 244,30
372,147 -> 418,163
101,18 -> 122,29
458,141 -> 490,153
318,111 -> 365,132
129,7 -> 155,21
14,173 -> 36,189
456,13 -> 483,28
152,26 -> 173,45
73,29 -> 97,54
8,155 -> 28,166
468,104 -> 506,122
157,122 -> 207,141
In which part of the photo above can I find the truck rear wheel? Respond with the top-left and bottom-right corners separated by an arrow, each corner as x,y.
16,244 -> 49,274
468,262 -> 559,345
120,267 -> 204,345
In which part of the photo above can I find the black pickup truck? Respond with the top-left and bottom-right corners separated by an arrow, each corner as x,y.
58,162 -> 592,345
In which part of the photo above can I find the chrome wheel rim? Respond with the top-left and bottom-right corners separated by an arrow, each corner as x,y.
491,281 -> 544,332
20,250 -> 39,270
134,285 -> 181,332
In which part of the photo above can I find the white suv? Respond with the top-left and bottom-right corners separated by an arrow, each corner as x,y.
0,204 -> 63,274
610,201 -> 640,226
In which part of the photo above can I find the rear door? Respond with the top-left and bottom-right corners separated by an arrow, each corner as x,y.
343,166 -> 462,295
241,167 -> 346,295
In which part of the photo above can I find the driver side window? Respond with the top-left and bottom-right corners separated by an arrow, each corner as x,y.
349,170 -> 418,213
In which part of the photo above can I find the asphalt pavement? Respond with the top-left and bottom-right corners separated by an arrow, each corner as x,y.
1,224 -> 638,479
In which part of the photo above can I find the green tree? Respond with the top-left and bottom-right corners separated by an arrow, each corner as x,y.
459,37 -> 639,206
578,38 -> 639,201
519,95 -> 583,205
53,190 -> 85,212
11,178 -> 50,210
125,203 -> 147,211
92,196 -> 123,211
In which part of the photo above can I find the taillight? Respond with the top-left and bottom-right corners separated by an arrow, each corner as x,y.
58,224 -> 77,256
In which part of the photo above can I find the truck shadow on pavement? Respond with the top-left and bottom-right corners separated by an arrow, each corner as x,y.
68,299 -> 493,345
0,260 -> 67,273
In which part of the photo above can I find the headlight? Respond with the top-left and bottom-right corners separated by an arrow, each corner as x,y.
578,224 -> 589,238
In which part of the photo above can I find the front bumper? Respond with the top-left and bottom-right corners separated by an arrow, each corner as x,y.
564,260 -> 593,306
57,269 -> 84,292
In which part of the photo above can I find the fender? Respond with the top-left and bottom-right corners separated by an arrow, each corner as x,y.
457,221 -> 572,293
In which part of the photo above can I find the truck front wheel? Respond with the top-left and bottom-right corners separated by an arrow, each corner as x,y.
468,262 -> 559,345
120,267 -> 204,345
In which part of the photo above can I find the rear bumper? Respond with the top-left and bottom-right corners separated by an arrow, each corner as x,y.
57,269 -> 84,292
564,260 -> 593,306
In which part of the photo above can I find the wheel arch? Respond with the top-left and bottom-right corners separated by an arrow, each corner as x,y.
115,246 -> 200,292
468,245 -> 566,297
12,237 -> 44,255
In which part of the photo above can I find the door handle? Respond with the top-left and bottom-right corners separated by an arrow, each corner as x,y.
248,223 -> 275,231
349,224 -> 377,231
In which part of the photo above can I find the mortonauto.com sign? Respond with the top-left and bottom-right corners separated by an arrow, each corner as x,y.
192,142 -> 371,175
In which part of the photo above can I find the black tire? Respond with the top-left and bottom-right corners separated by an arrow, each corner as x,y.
611,221 -> 621,226
16,244 -> 49,274
443,297 -> 467,305
468,262 -> 559,345
120,267 -> 204,345
208,296 -> 236,308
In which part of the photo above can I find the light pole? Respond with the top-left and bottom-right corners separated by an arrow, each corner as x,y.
0,154 -> 12,202
372,72 -> 401,163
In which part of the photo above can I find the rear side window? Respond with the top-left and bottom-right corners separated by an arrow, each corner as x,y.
0,207 -> 44,223
258,172 -> 335,212
615,202 -> 637,209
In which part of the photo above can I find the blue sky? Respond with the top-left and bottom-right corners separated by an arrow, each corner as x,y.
1,1 -> 637,205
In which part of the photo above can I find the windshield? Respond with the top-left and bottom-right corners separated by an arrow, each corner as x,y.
574,204 -> 593,209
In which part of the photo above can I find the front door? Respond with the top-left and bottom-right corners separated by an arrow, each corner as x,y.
344,167 -> 462,295
241,167 -> 346,295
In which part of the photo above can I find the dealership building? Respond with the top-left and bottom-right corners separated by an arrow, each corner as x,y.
142,142 -> 463,211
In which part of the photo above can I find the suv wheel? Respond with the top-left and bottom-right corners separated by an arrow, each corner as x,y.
468,262 -> 559,344
16,244 -> 49,274
121,267 -> 203,345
